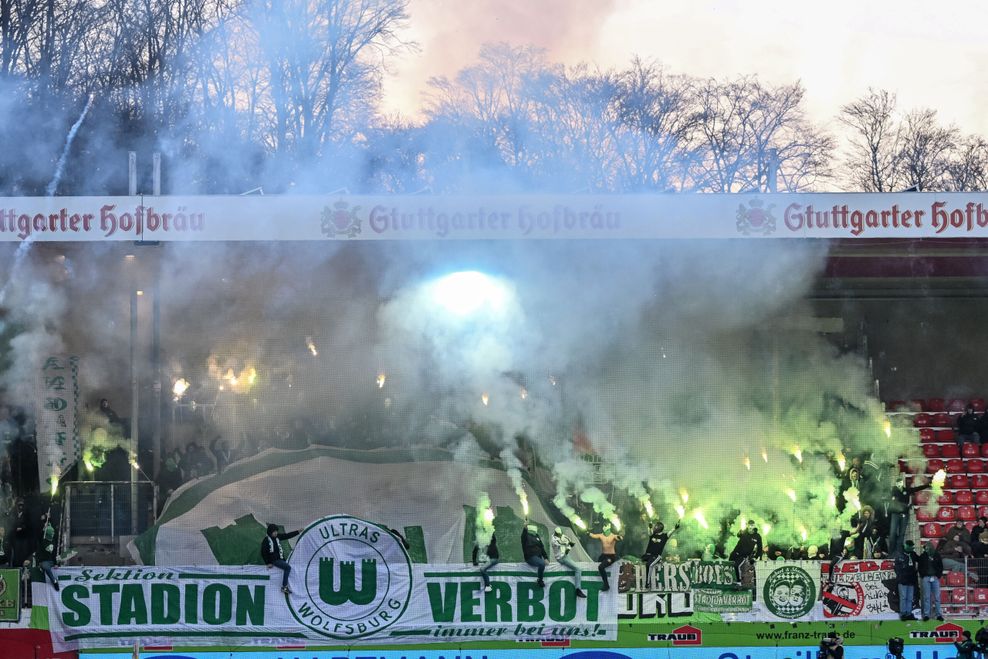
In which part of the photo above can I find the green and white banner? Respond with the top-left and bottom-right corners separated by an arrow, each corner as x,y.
0,568 -> 21,621
47,515 -> 617,651
738,560 -> 823,622
35,354 -> 81,493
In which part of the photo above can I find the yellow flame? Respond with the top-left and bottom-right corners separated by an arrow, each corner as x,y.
836,450 -> 846,472
827,490 -> 837,508
761,447 -> 769,463
172,378 -> 190,400
518,490 -> 529,516
549,375 -> 557,386
762,523 -> 771,536
792,446 -> 803,463
643,500 -> 655,518
377,372 -> 386,389
305,336 -> 318,357
742,454 -> 751,470
692,509 -> 709,529
932,469 -> 947,488
785,488 -> 797,502
610,515 -> 623,531
481,392 -> 490,406
247,368 -> 257,385
482,508 -> 495,524
674,504 -> 686,519
50,475 -> 59,494
740,516 -> 747,528
884,418 -> 892,438
84,458 -> 94,472
519,387 -> 528,400
573,517 -> 587,530
679,488 -> 689,504
799,524 -> 808,542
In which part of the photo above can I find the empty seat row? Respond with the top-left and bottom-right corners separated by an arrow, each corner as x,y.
919,428 -> 957,443
914,490 -> 988,506
888,399 -> 986,413
914,413 -> 964,428
922,458 -> 988,473
922,443 -> 988,459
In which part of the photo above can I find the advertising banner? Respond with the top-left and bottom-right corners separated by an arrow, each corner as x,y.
47,515 -> 617,651
35,354 -> 81,493
820,559 -> 899,620
2,192 -> 988,242
0,568 -> 21,621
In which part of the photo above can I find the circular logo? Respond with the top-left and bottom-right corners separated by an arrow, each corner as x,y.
763,566 -> 816,619
286,515 -> 412,640
822,581 -> 865,618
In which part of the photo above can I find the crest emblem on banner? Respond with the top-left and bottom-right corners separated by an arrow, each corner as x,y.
736,199 -> 776,236
763,565 -> 816,619
321,201 -> 362,238
287,515 -> 412,640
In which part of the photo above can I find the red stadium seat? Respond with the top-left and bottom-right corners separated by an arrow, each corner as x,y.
923,523 -> 944,538
923,444 -> 942,458
972,398 -> 986,412
942,444 -> 961,458
919,428 -> 936,442
947,571 -> 967,587
950,475 -> 971,489
938,507 -> 958,521
981,443 -> 988,458
941,589 -> 952,604
964,443 -> 982,458
937,429 -> 957,442
977,491 -> 988,505
947,459 -> 966,473
915,490 -> 933,505
956,490 -> 975,505
973,475 -> 988,489
916,508 -> 936,522
934,413 -> 954,427
948,399 -> 968,413
959,506 -> 977,521
938,491 -> 954,505
951,589 -> 969,604
928,398 -> 947,412
974,588 -> 988,604
979,505 -> 988,518
927,459 -> 946,474
969,460 -> 986,473
915,414 -> 932,427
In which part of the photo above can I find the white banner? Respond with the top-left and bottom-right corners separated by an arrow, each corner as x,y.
35,354 -> 80,492
821,559 -> 899,620
736,560 -> 823,622
1,193 -> 988,241
47,515 -> 617,651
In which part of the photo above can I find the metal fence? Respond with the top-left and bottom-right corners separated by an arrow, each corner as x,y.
63,480 -> 156,545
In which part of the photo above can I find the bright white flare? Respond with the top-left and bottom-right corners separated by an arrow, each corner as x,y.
430,271 -> 509,316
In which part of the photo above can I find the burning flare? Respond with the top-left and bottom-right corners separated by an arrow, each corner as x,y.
761,447 -> 769,463
785,488 -> 797,503
519,387 -> 528,400
792,446 -> 803,463
481,392 -> 490,406
172,378 -> 190,401
376,372 -> 387,389
610,515 -> 623,531
674,504 -> 686,519
482,507 -> 495,524
643,499 -> 655,518
742,453 -> 751,470
883,418 -> 892,438
692,509 -> 709,529
519,490 -> 529,516
679,487 -> 689,504
305,337 -> 318,357
836,450 -> 846,472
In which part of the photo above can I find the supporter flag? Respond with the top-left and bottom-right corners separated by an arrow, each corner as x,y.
35,355 -> 81,493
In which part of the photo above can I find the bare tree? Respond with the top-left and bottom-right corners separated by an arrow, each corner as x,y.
945,135 -> 988,192
897,108 -> 957,192
839,89 -> 901,191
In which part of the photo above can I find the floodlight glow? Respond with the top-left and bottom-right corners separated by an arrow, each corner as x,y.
431,271 -> 509,316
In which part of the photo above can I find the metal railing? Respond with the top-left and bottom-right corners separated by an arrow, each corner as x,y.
63,480 -> 156,546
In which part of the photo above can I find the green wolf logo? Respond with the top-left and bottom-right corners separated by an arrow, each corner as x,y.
319,557 -> 377,606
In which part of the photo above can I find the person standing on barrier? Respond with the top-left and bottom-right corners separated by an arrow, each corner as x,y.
551,527 -> 586,598
521,523 -> 548,589
261,523 -> 301,595
893,540 -> 919,620
730,520 -> 763,586
918,541 -> 944,621
887,476 -> 932,556
35,513 -> 58,591
590,525 -> 622,592
640,521 -> 679,588
476,532 -> 500,593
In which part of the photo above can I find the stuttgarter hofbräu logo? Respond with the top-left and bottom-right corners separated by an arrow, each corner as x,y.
763,565 -> 816,619
321,200 -> 362,238
736,198 -> 776,236
287,515 -> 412,640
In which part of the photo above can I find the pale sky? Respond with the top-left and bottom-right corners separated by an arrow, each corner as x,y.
381,0 -> 988,136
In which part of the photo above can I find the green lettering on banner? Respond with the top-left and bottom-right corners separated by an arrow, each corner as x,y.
202,584 -> 231,625
0,570 -> 20,622
151,584 -> 180,624
235,585 -> 265,625
582,582 -> 603,622
118,584 -> 148,625
61,585 -> 90,627
484,582 -> 512,622
516,583 -> 544,622
427,582 -> 457,622
459,582 -> 481,622
184,583 -> 198,623
91,584 -> 118,625
548,582 -> 576,622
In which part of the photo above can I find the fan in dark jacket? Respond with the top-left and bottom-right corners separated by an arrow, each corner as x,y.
521,524 -> 548,588
893,541 -> 919,620
475,534 -> 500,592
261,523 -> 301,594
887,477 -> 932,556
